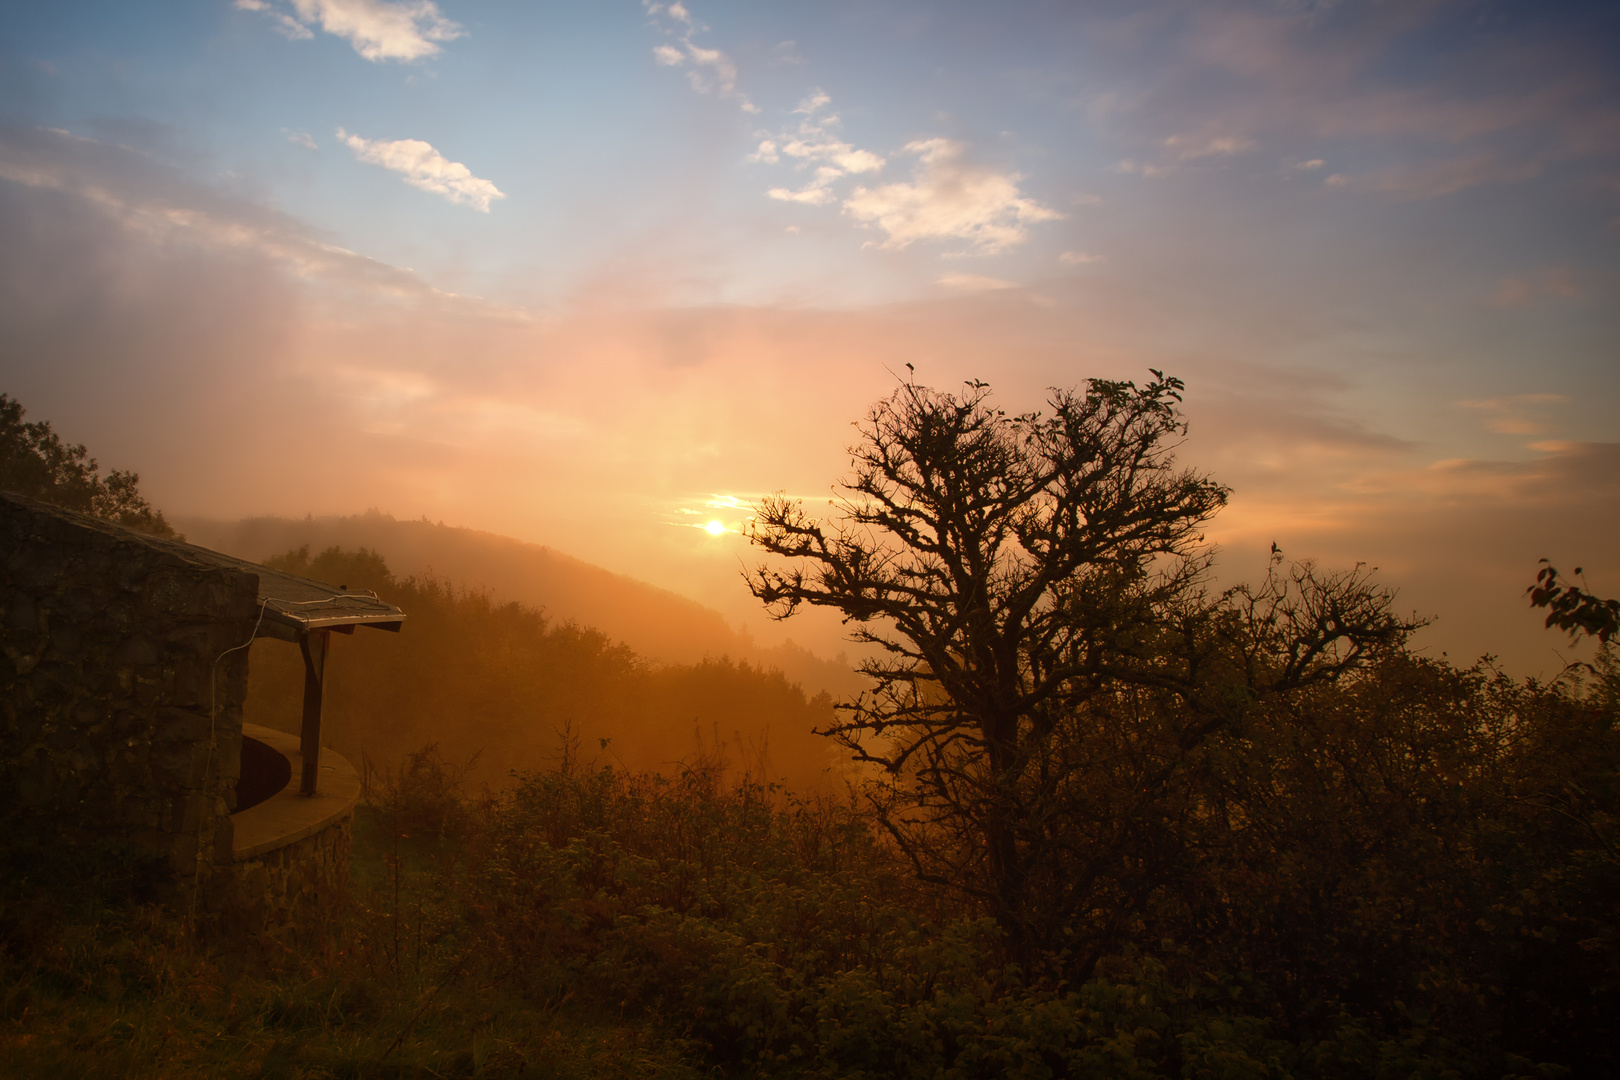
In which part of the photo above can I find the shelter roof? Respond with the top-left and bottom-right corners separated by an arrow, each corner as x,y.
163,544 -> 406,639
0,491 -> 405,638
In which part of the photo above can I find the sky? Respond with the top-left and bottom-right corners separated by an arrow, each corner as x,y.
0,0 -> 1616,675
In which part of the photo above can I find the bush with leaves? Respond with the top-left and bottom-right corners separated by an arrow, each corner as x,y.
0,392 -> 175,536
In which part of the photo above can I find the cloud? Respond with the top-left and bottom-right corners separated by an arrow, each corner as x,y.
1,128 -> 1610,682
1322,155 -> 1543,199
770,41 -> 807,67
339,130 -> 505,212
1086,2 -> 1620,202
781,95 -> 885,173
1164,133 -> 1255,161
768,173 -> 838,206
234,0 -> 315,40
1345,441 -> 1618,508
285,130 -> 319,151
0,123 -> 436,295
1059,251 -> 1103,266
1491,266 -> 1581,308
1115,160 -> 1170,179
1459,393 -> 1569,436
1118,131 -> 1256,177
939,273 -> 1018,292
752,90 -> 887,206
843,138 -> 1063,254
236,0 -> 462,62
643,1 -> 756,113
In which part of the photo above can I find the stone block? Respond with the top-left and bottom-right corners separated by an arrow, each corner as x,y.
114,635 -> 160,666
104,600 -> 137,635
151,736 -> 198,779
170,659 -> 212,708
3,644 -> 40,677
4,591 -> 37,634
16,765 -> 52,808
134,673 -> 163,705
155,706 -> 212,744
5,545 -> 62,593
45,624 -> 81,660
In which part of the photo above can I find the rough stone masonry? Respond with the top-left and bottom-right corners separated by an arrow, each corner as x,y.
0,491 -> 259,907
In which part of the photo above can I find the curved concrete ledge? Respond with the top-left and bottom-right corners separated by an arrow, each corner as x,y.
232,723 -> 360,860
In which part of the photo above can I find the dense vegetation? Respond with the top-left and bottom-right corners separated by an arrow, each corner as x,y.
242,545 -> 843,794
1,648 -> 1615,1077
0,383 -> 1616,1077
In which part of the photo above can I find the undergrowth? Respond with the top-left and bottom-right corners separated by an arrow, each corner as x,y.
0,730 -> 1596,1078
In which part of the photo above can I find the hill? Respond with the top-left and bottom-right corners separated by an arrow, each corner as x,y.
175,511 -> 864,700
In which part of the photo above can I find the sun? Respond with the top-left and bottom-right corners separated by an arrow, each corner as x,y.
704,520 -> 727,536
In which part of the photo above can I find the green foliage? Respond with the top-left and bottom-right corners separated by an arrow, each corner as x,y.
0,393 -> 176,536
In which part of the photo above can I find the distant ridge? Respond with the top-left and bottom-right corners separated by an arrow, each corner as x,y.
175,511 -> 863,698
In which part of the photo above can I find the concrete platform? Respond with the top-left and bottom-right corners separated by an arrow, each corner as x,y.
231,723 -> 360,860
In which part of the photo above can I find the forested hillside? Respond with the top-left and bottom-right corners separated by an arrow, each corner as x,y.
242,546 -> 844,793
178,512 -> 865,700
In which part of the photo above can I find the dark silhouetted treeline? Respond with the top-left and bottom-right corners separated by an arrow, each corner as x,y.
243,545 -> 844,793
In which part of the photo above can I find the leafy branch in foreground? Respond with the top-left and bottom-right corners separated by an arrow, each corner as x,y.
0,392 -> 175,536
1529,559 -> 1618,644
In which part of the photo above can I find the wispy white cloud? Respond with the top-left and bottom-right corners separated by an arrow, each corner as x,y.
757,91 -> 887,206
938,273 -> 1018,292
339,130 -> 504,212
0,123 -> 438,295
234,0 -> 314,40
1118,131 -> 1255,177
235,0 -> 461,62
1322,155 -> 1543,199
285,129 -> 319,151
752,93 -> 1060,254
1059,250 -> 1103,265
644,1 -> 756,113
843,138 -> 1063,254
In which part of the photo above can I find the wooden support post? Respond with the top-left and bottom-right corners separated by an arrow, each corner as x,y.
298,629 -> 330,796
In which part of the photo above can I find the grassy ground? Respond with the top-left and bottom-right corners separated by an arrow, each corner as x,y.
0,807 -> 700,1080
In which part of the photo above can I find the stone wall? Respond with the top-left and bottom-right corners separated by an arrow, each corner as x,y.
228,814 -> 353,945
0,492 -> 260,906
226,722 -> 359,945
